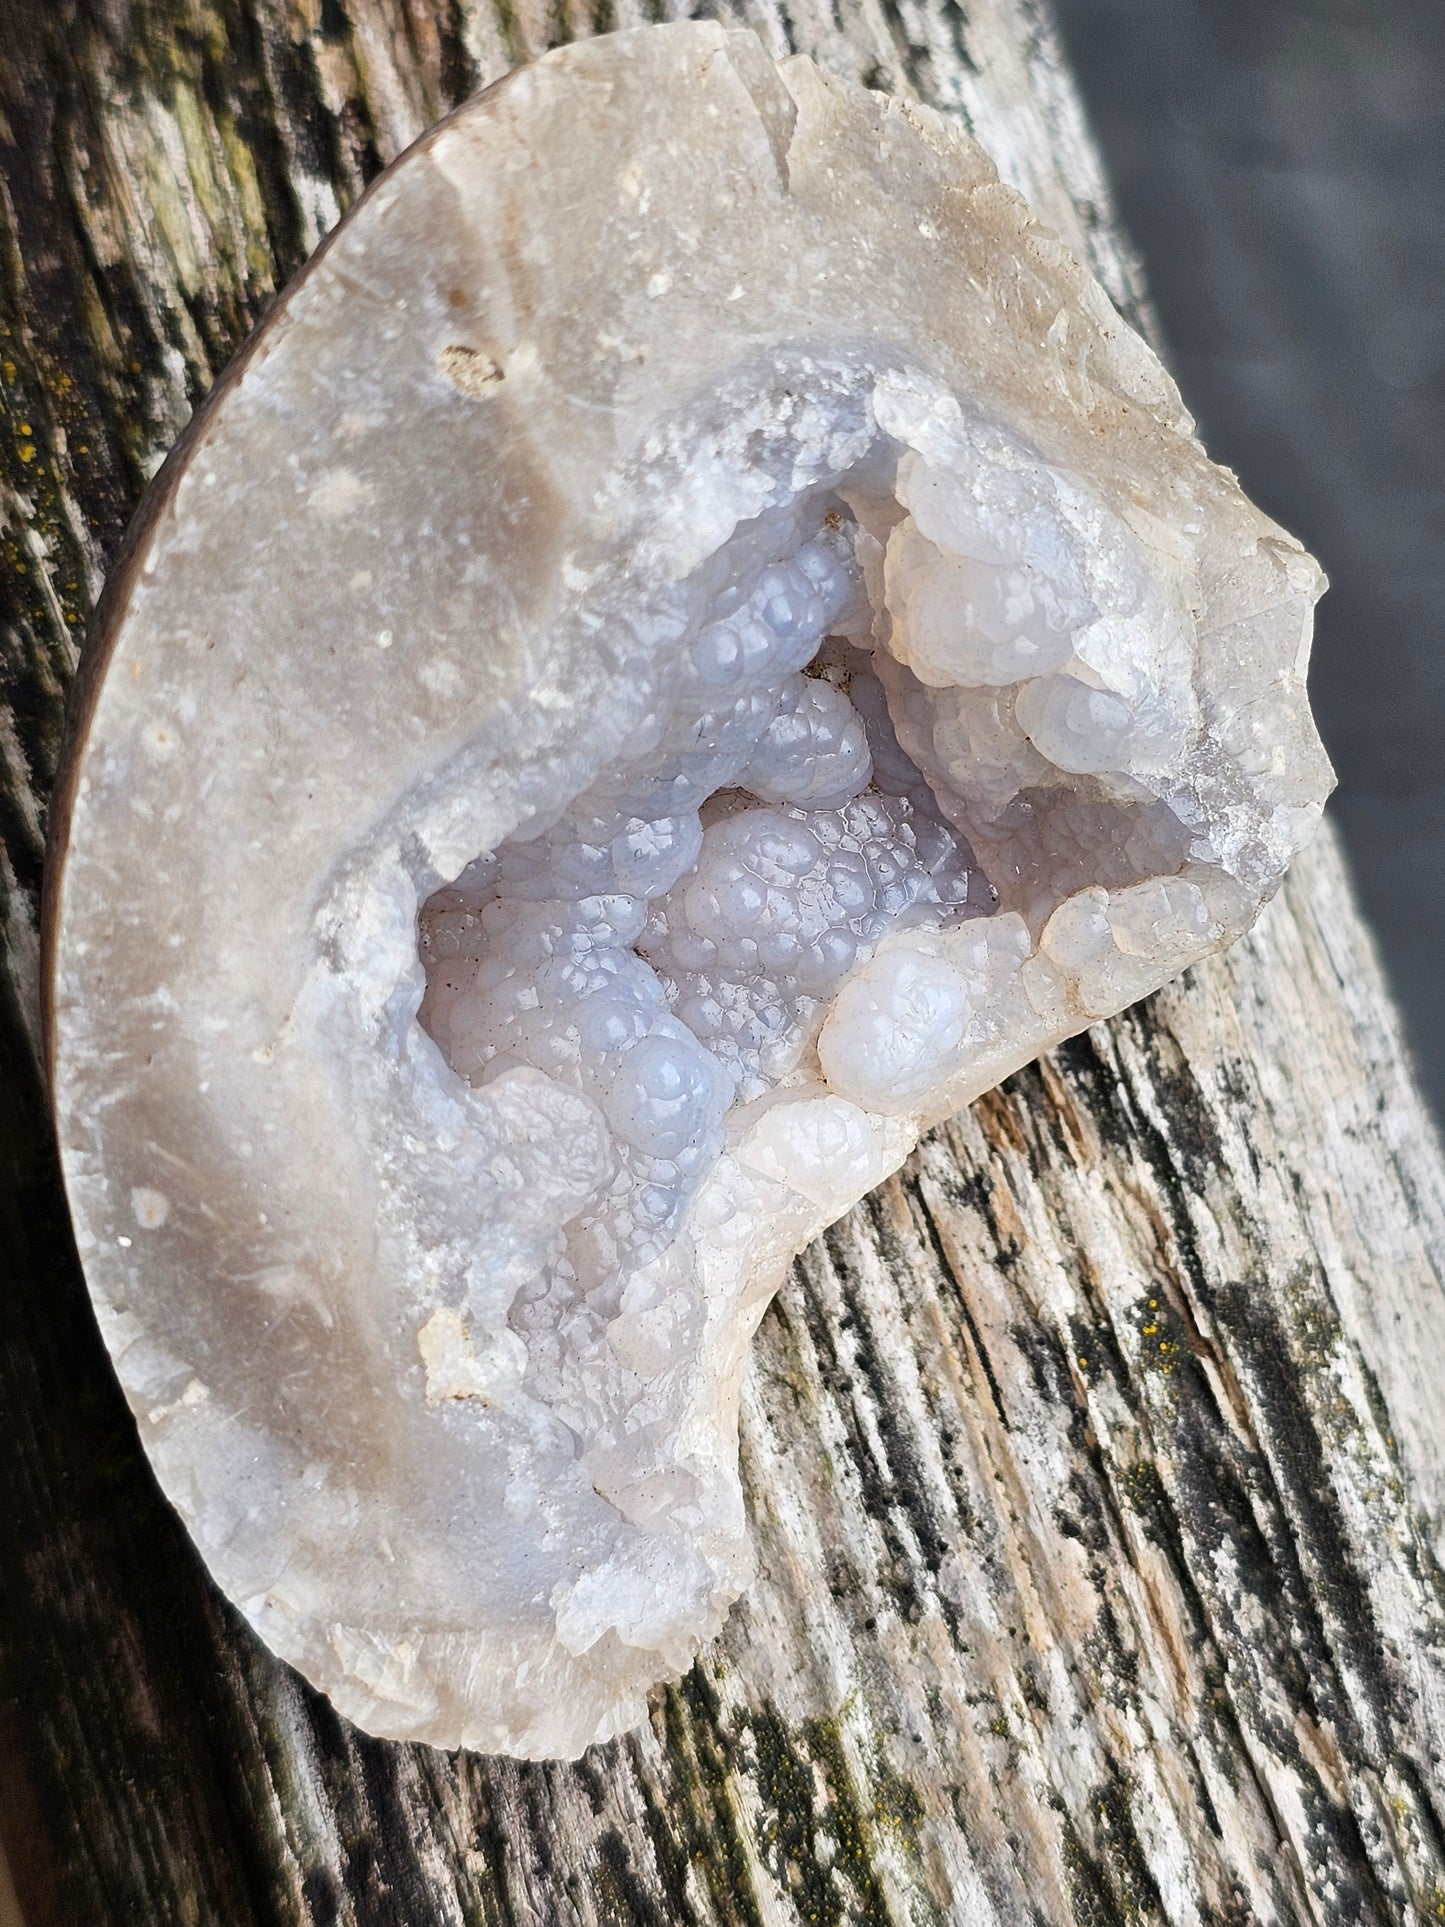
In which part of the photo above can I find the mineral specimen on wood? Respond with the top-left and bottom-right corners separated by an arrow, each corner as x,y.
44,21 -> 1332,1758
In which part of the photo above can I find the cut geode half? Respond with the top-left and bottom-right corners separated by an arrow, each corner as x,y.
45,22 -> 1332,1758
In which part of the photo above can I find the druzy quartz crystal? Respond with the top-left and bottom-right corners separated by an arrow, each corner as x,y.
46,23 -> 1332,1757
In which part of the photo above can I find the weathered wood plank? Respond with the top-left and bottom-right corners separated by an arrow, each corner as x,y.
3,1 -> 1445,1923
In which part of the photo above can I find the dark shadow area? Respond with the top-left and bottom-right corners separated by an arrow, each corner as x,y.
1053,0 -> 1445,1121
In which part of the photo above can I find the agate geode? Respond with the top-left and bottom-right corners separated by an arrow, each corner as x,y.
45,23 -> 1332,1757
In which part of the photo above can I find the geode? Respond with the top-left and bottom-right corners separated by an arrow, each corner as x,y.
45,22 -> 1332,1757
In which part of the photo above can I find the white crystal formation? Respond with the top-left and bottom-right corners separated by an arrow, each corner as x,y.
46,23 -> 1332,1759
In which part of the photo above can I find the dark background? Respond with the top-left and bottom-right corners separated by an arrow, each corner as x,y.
1053,0 -> 1445,1123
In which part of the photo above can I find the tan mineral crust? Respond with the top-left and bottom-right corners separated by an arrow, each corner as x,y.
45,23 -> 1332,1757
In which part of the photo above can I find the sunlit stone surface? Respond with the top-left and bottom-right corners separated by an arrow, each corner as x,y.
46,22 -> 1332,1758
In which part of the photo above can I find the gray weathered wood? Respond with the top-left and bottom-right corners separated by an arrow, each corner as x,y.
3,1 -> 1445,1922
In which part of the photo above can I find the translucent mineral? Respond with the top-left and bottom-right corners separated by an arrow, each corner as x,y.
46,22 -> 1332,1758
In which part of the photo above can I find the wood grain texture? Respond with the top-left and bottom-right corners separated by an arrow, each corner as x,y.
3,1 -> 1444,1922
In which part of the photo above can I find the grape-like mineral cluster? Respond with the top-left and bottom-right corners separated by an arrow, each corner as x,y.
47,23 -> 1332,1757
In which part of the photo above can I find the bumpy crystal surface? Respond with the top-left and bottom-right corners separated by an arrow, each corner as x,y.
417,513 -> 993,1291
48,23 -> 1332,1760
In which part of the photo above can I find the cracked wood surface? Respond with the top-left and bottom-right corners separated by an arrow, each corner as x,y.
3,0 -> 1445,1922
